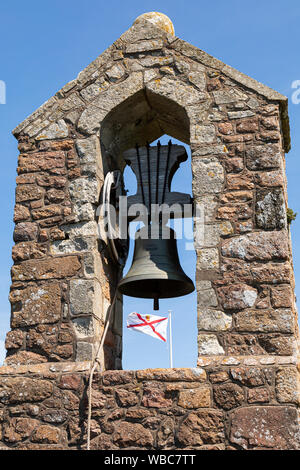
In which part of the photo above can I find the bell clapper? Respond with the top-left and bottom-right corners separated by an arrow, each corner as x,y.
154,295 -> 159,311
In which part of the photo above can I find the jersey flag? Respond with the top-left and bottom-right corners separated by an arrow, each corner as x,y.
126,312 -> 168,342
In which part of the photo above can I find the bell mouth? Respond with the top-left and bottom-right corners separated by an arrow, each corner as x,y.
118,276 -> 195,299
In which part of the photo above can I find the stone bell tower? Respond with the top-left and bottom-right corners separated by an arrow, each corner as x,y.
0,12 -> 299,450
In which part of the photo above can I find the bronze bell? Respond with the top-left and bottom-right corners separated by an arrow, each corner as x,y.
118,224 -> 195,310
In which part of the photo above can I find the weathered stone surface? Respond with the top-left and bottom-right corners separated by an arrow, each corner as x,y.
229,406 -> 299,449
36,120 -> 68,140
60,93 -> 84,112
31,204 -> 62,220
70,279 -> 98,316
36,174 -> 67,188
133,14 -> 173,39
213,383 -> 244,410
258,334 -> 295,355
126,38 -> 164,53
147,75 -> 205,108
14,204 -> 31,222
257,130 -> 280,143
5,329 -> 24,350
270,285 -> 292,308
197,286 -> 218,307
113,421 -> 154,448
213,88 -> 248,104
193,124 -> 216,144
142,382 -> 172,408
177,410 -> 224,446
221,231 -> 289,261
223,157 -> 244,173
106,63 -> 126,81
31,424 -> 62,444
11,256 -> 81,281
217,284 -> 257,310
209,370 -> 229,384
251,262 -> 292,284
72,317 -> 94,339
157,417 -> 175,449
225,333 -> 264,355
255,170 -> 284,187
10,282 -> 61,327
247,387 -> 270,404
218,122 -> 233,135
58,374 -> 82,391
75,136 -> 100,167
236,119 -> 258,133
69,177 -> 99,204
76,342 -> 93,361
276,367 -> 300,404
235,220 -> 253,233
226,173 -> 254,190
220,191 -> 252,204
136,368 -> 206,382
228,110 -> 255,119
256,189 -> 286,230
192,158 -> 224,196
79,72 -> 144,134
188,71 -> 206,90
217,204 -> 252,221
196,248 -> 219,270
13,222 -> 38,242
77,105 -> 107,135
3,417 -> 39,443
46,188 -> 65,203
115,388 -> 139,407
230,367 -> 265,386
178,386 -> 211,409
0,377 -> 53,404
50,236 -> 94,255
198,334 -> 225,355
18,151 -> 65,173
15,184 -> 44,202
38,139 -> 73,152
197,309 -> 232,331
234,309 -> 294,333
12,242 -> 47,261
40,408 -> 68,424
79,76 -> 110,102
102,370 -> 135,386
5,351 -> 48,365
125,408 -> 151,420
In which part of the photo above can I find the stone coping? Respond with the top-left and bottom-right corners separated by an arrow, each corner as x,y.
0,356 -> 298,377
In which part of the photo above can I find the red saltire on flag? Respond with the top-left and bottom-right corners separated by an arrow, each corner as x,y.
127,312 -> 168,342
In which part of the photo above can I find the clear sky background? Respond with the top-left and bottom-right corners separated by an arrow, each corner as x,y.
0,0 -> 300,368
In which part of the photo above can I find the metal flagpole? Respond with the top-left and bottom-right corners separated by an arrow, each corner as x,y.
168,310 -> 173,368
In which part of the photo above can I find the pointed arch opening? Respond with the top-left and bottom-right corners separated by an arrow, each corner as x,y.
100,88 -> 196,369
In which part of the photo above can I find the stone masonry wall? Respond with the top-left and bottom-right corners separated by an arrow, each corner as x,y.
7,134 -> 123,368
0,363 -> 299,450
6,17 -> 299,369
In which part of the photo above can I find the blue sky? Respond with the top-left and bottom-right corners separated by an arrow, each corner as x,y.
0,0 -> 300,367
